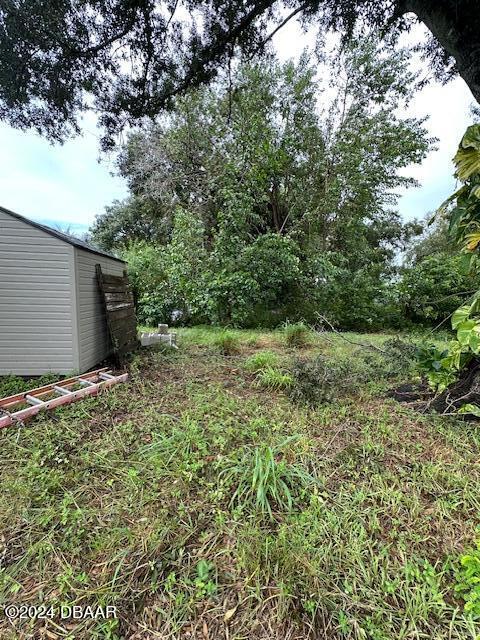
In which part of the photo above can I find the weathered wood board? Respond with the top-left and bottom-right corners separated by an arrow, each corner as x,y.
96,265 -> 139,361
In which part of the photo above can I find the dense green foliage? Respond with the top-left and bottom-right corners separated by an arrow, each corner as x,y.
398,253 -> 479,325
415,125 -> 480,411
1,0 -> 479,145
92,41 -> 432,329
394,212 -> 480,328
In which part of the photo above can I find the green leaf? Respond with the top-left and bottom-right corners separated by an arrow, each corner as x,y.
469,332 -> 480,354
452,306 -> 472,329
458,404 -> 480,417
460,125 -> 480,151
457,319 -> 477,345
459,253 -> 476,275
454,125 -> 480,182
437,185 -> 468,216
465,231 -> 480,252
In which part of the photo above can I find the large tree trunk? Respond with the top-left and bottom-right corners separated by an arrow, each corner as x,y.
430,358 -> 480,414
405,0 -> 480,103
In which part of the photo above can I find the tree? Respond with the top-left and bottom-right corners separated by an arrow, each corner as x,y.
404,213 -> 455,265
93,42 -> 430,327
398,253 -> 479,325
0,0 -> 479,145
88,197 -> 166,250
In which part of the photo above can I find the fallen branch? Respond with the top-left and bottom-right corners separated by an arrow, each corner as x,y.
315,313 -> 387,354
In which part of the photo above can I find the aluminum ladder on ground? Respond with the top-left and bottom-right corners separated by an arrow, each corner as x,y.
0,367 -> 128,429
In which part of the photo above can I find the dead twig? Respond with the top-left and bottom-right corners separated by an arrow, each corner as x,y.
315,313 -> 387,354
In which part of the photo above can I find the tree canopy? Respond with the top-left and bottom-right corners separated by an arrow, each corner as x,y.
90,40 -> 428,327
1,0 -> 479,145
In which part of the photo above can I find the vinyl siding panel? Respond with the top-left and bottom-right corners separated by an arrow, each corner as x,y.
0,210 -> 76,375
75,249 -> 125,372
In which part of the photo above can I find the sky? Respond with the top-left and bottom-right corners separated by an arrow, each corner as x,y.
0,19 -> 475,234
395,77 -> 472,220
0,114 -> 126,234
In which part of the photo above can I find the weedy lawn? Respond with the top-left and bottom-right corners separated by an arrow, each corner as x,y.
0,327 -> 480,639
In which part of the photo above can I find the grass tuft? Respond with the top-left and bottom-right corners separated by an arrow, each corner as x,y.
283,321 -> 310,348
213,329 -> 240,355
225,438 -> 316,519
256,366 -> 293,390
244,350 -> 279,373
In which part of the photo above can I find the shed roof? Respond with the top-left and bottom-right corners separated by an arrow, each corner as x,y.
0,205 -> 125,263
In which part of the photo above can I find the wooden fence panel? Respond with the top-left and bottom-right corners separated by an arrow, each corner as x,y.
96,265 -> 139,361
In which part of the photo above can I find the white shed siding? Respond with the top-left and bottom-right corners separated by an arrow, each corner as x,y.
75,249 -> 125,372
0,210 -> 77,375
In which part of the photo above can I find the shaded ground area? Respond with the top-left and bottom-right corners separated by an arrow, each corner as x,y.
0,328 -> 479,639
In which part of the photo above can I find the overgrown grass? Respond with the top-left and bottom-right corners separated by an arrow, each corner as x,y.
244,350 -> 279,372
224,437 -> 316,519
0,372 -> 60,398
0,327 -> 479,639
255,366 -> 293,390
213,329 -> 240,355
283,321 -> 311,347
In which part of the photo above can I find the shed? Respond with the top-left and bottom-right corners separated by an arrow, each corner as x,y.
0,205 -> 127,376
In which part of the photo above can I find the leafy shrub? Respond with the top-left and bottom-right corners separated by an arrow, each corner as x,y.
455,534 -> 480,617
377,337 -> 418,379
290,356 -> 353,406
283,322 -> 310,348
256,367 -> 293,390
225,439 -> 316,519
398,253 -> 479,325
204,234 -> 304,327
123,212 -> 209,326
213,330 -> 240,355
123,241 -> 173,325
237,234 -> 303,324
312,255 -> 404,331
244,351 -> 279,373
416,343 -> 460,392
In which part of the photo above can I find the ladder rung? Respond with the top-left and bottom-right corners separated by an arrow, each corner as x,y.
25,394 -> 45,406
0,368 -> 128,430
99,373 -> 115,381
78,379 -> 96,387
54,385 -> 73,396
